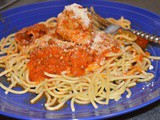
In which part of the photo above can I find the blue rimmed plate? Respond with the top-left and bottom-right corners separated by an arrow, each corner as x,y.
0,0 -> 160,119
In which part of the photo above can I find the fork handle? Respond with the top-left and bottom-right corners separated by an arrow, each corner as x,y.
129,29 -> 160,44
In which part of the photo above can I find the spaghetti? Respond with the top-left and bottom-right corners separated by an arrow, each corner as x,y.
0,3 -> 159,112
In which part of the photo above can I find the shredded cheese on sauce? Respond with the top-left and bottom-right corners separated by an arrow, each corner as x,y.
91,33 -> 102,51
93,34 -> 102,43
64,3 -> 90,27
91,32 -> 108,52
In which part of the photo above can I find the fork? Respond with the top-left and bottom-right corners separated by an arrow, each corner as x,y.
89,7 -> 160,44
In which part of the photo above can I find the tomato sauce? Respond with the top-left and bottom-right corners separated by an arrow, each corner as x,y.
27,41 -> 121,83
15,24 -> 47,46
135,37 -> 149,49
28,46 -> 96,82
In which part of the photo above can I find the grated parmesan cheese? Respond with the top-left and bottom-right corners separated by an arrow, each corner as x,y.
91,32 -> 106,52
93,34 -> 102,43
64,3 -> 90,27
35,35 -> 52,47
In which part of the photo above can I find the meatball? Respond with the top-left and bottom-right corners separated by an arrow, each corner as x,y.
56,3 -> 93,45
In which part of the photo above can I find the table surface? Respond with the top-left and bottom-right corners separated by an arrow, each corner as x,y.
0,0 -> 160,120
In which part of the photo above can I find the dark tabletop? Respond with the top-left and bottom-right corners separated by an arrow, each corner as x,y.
0,0 -> 160,120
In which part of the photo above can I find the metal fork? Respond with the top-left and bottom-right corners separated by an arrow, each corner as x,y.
89,7 -> 160,44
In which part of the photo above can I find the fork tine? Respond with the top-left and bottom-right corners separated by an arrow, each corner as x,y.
92,14 -> 107,28
92,20 -> 106,30
89,7 -> 120,32
88,8 -> 106,30
89,7 -> 110,28
90,6 -> 96,13
87,7 -> 102,30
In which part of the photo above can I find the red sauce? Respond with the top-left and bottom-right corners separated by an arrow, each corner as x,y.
135,37 -> 149,49
15,24 -> 47,46
28,46 -> 96,82
27,41 -> 121,83
139,54 -> 143,62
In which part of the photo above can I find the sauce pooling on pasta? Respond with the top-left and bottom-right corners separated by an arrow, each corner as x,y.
28,44 -> 121,82
135,37 -> 149,49
28,46 -> 96,82
15,24 -> 47,46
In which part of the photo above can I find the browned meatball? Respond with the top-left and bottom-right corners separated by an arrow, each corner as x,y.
56,3 -> 93,45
